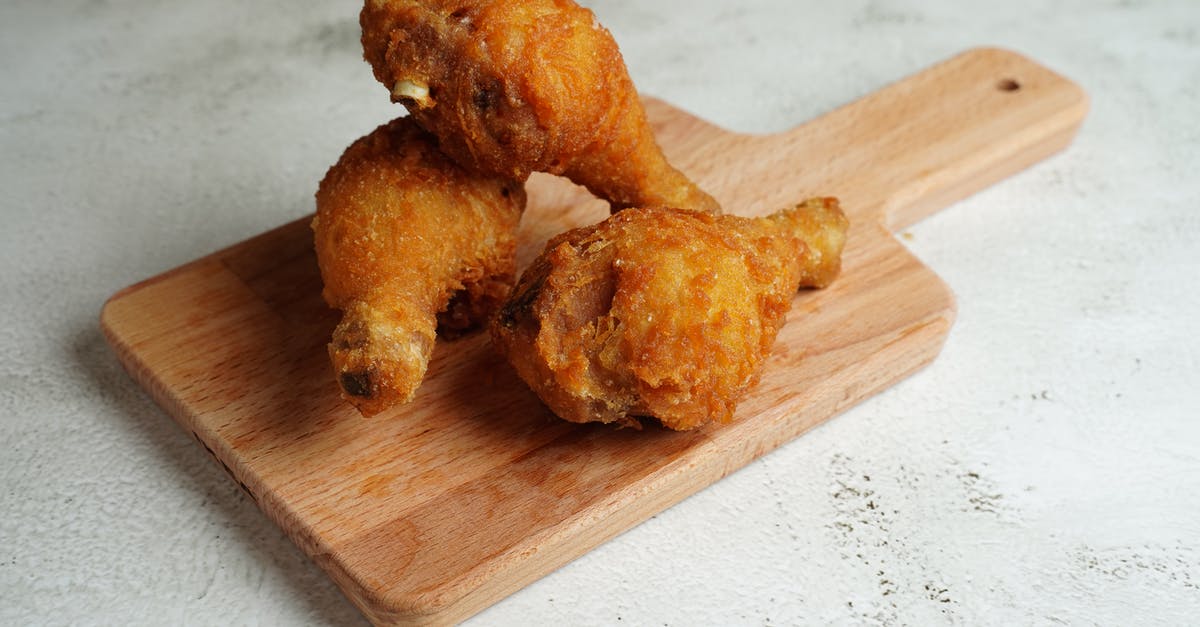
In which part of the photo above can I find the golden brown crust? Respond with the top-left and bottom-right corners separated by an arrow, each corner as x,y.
313,117 -> 525,416
360,0 -> 720,214
492,199 -> 849,430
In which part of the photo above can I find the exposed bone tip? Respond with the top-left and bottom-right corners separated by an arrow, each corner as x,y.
392,79 -> 434,109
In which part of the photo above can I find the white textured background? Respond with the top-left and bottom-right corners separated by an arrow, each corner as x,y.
3,0 -> 1199,625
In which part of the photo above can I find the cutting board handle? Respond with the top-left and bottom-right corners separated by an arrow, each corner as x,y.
760,47 -> 1089,230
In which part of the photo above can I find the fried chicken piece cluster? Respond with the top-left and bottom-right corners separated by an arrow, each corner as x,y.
313,117 -> 525,416
360,0 -> 721,214
315,1 -> 844,423
491,198 -> 849,430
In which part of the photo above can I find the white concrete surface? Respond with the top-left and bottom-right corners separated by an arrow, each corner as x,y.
2,0 -> 1198,625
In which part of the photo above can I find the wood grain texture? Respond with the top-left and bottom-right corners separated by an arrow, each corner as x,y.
100,48 -> 1086,625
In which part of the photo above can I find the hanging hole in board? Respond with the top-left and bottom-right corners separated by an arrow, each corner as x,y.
997,78 -> 1021,92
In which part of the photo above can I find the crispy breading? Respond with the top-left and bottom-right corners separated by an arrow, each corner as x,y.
491,198 -> 849,430
360,0 -> 720,214
313,117 -> 525,416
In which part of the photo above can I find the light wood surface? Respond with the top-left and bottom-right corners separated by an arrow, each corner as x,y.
101,48 -> 1086,625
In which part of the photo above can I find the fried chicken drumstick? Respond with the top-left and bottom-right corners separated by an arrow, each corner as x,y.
491,199 -> 848,431
360,0 -> 721,214
313,117 -> 526,416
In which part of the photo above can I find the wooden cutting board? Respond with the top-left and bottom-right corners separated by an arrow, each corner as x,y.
101,48 -> 1087,625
